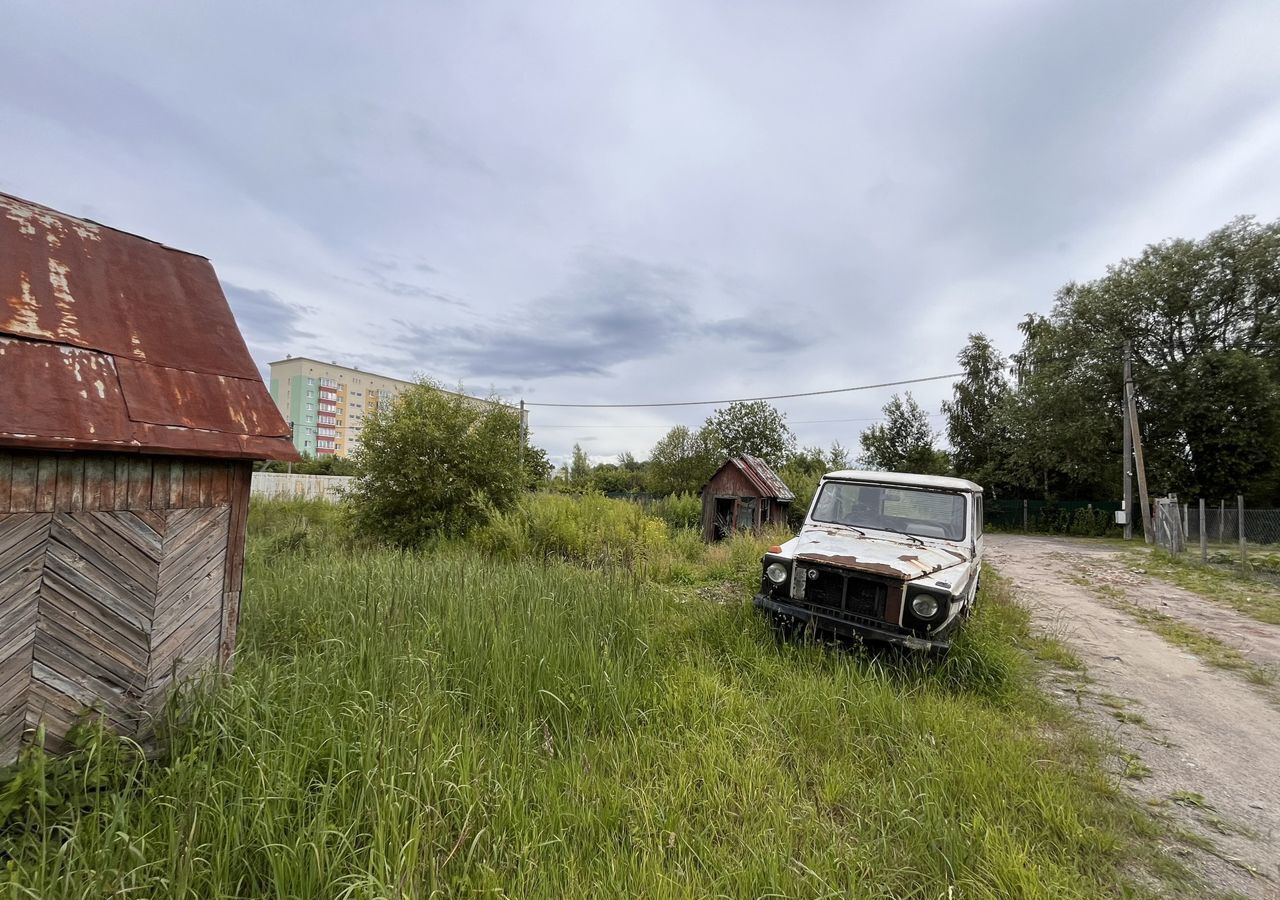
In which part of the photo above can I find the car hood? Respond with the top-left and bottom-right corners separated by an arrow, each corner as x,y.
791,525 -> 969,580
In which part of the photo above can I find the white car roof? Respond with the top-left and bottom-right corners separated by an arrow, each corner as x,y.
821,469 -> 983,493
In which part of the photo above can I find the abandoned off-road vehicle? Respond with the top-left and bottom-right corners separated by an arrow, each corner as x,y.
754,470 -> 984,650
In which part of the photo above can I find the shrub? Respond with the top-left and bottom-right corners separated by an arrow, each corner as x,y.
345,380 -> 526,546
645,493 -> 702,530
475,493 -> 673,571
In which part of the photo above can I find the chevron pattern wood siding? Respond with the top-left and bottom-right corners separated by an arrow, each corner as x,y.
0,452 -> 251,762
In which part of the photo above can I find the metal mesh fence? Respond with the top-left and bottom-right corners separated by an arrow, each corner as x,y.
1169,498 -> 1280,583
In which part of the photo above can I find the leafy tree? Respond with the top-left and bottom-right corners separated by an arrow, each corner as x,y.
858,392 -> 950,475
703,401 -> 796,468
942,333 -> 1013,491
522,443 -> 554,489
569,443 -> 592,487
346,380 -> 526,545
1006,215 -> 1280,501
779,442 -> 852,527
647,425 -> 718,495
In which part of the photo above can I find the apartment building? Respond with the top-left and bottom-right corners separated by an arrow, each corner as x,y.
267,357 -> 525,458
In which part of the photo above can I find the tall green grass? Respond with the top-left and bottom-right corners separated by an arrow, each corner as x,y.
0,500 -> 1165,898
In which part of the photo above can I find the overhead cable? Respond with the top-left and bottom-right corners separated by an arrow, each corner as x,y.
522,372 -> 964,409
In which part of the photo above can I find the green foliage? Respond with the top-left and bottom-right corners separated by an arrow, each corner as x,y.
475,493 -> 674,571
646,424 -> 718,495
645,492 -> 702,530
1004,215 -> 1280,502
345,379 -> 527,545
943,333 -> 1012,489
255,455 -> 358,476
779,443 -> 850,527
703,400 -> 796,468
0,516 -> 1166,899
858,392 -> 950,475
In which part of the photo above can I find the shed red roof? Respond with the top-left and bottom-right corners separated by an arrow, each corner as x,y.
0,193 -> 298,460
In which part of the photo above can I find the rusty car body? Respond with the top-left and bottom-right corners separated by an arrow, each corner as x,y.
754,470 -> 984,650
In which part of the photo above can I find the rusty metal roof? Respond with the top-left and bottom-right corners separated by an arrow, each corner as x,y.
726,455 -> 796,501
0,193 -> 298,460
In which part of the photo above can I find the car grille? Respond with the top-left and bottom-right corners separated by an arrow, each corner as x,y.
799,564 -> 887,620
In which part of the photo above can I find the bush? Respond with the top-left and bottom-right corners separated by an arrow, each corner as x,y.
345,380 -> 526,546
475,493 -> 674,572
645,493 -> 702,530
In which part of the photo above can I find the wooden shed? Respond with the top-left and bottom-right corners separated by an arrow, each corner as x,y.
0,193 -> 298,761
701,455 -> 795,542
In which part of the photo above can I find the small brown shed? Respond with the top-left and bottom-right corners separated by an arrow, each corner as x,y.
0,193 -> 298,761
701,455 -> 795,542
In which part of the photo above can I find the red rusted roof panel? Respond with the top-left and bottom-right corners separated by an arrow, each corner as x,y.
115,359 -> 291,438
0,338 -> 135,443
735,455 -> 796,501
0,193 -> 299,461
0,194 -> 258,379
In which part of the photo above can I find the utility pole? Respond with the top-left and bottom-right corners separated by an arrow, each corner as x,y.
287,421 -> 295,474
1121,344 -> 1133,540
1124,342 -> 1153,543
518,400 -> 526,471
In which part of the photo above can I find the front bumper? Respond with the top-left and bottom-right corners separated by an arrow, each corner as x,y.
753,593 -> 954,651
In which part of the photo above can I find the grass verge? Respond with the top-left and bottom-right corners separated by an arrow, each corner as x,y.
1122,548 -> 1280,627
0,499 -> 1182,898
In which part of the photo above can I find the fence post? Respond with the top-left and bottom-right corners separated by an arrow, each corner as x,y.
1022,499 -> 1028,532
1219,499 -> 1225,543
1238,494 -> 1247,569
1199,498 -> 1207,564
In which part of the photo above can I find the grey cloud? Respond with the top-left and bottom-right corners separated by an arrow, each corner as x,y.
222,281 -> 315,357
386,255 -> 797,379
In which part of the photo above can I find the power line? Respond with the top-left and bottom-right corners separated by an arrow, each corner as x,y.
522,372 -> 964,409
532,412 -> 949,429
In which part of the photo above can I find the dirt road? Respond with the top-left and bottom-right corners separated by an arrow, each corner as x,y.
986,534 -> 1280,899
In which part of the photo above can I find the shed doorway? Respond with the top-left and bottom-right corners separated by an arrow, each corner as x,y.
713,497 -> 735,541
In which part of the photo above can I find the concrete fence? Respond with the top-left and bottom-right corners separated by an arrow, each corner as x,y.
250,472 -> 353,502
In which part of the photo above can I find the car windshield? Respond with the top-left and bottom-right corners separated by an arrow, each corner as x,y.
811,481 -> 967,541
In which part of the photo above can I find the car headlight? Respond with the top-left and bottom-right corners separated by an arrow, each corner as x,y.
766,562 -> 789,584
910,593 -> 941,619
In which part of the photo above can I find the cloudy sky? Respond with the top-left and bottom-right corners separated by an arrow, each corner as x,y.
4,2 -> 1279,463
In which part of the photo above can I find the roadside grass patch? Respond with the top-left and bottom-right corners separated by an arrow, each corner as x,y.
0,499 -> 1181,898
1122,548 -> 1280,626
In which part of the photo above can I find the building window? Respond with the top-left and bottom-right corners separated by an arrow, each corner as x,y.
307,378 -> 315,386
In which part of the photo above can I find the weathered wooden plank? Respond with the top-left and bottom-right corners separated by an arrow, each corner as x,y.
0,455 -> 12,513
7,456 -> 38,513
35,594 -> 144,674
199,464 -> 215,508
223,468 -> 251,596
27,674 -> 132,737
90,511 -> 164,563
159,511 -> 229,593
154,551 -> 224,647
167,460 -> 185,509
37,568 -> 149,658
180,462 -> 202,507
34,626 -> 147,698
0,703 -> 27,763
82,457 -> 113,511
52,514 -> 160,597
54,457 -> 84,513
126,458 -> 152,510
34,458 -> 57,513
150,462 -> 170,512
148,603 -> 220,681
42,546 -> 154,635
113,456 -> 131,511
208,463 -> 229,506
0,513 -> 51,566
219,589 -> 240,669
